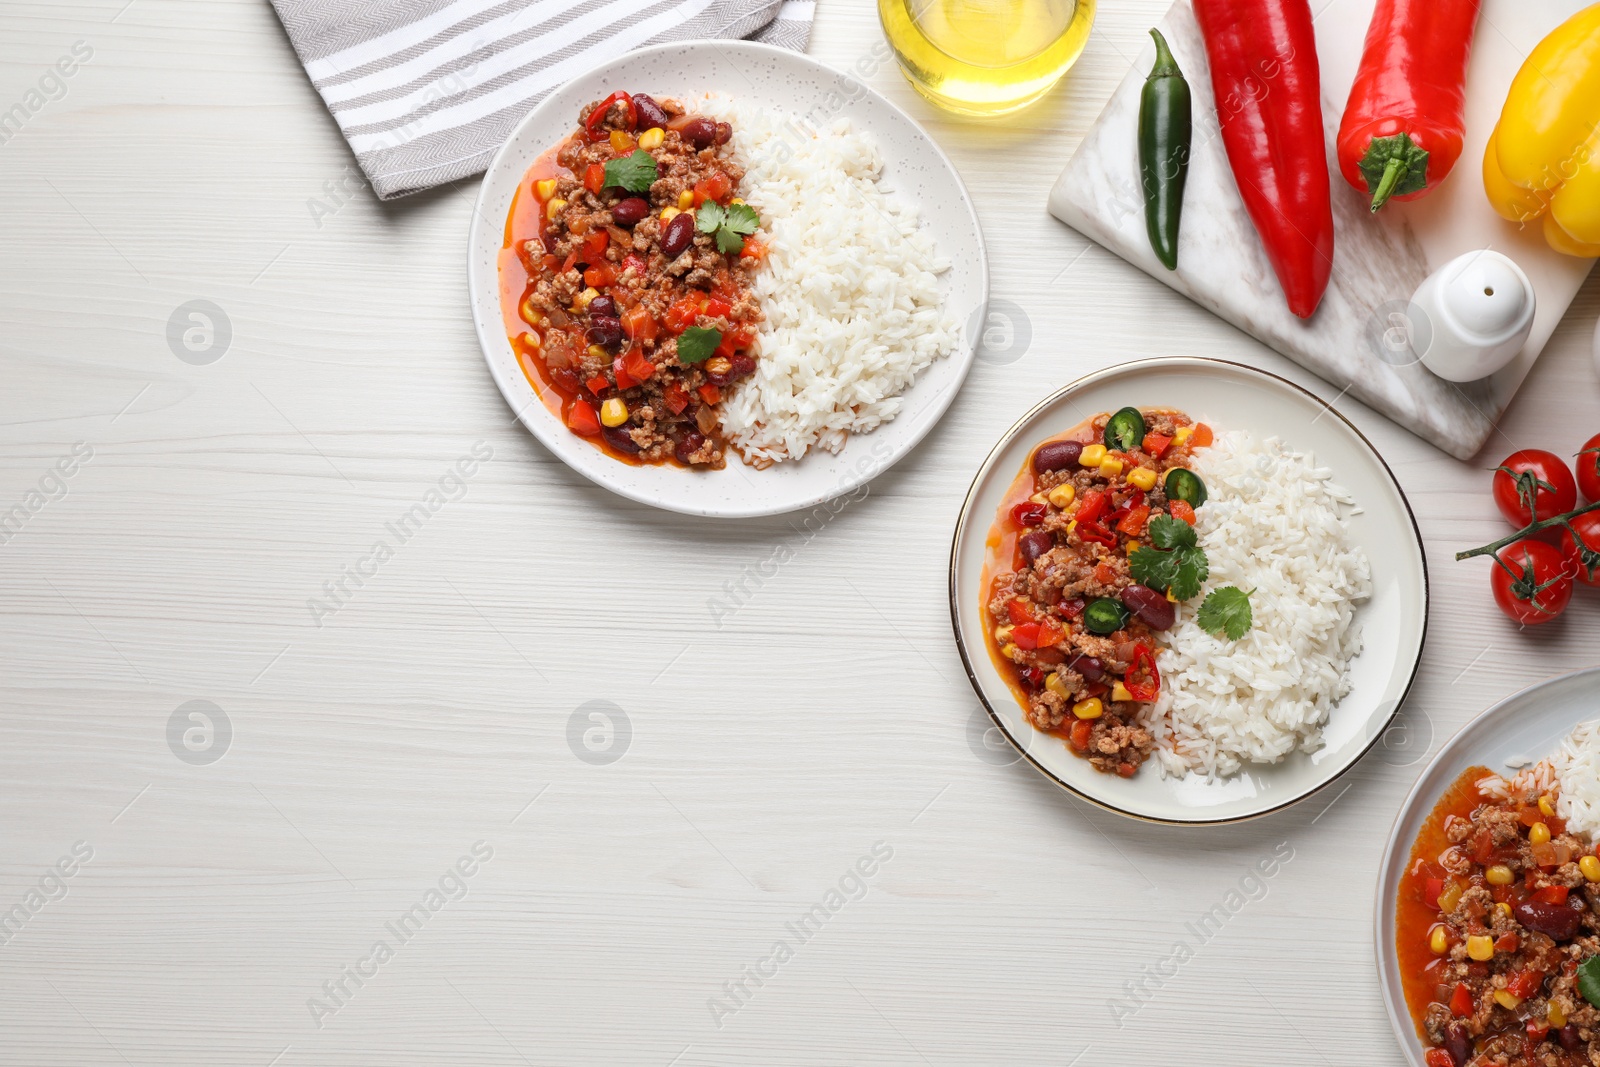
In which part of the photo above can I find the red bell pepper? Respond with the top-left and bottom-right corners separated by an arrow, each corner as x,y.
1012,622 -> 1041,650
1449,982 -> 1473,1016
1422,876 -> 1443,907
567,399 -> 601,436
1336,0 -> 1480,212
585,91 -> 635,142
1169,500 -> 1196,525
1007,599 -> 1037,626
1192,0 -> 1334,318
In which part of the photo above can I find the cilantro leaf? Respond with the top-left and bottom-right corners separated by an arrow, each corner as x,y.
1129,544 -> 1178,592
694,199 -> 760,254
1196,586 -> 1253,640
676,326 -> 722,365
1579,956 -> 1600,1009
1147,514 -> 1196,551
604,150 -> 657,194
1168,551 -> 1208,601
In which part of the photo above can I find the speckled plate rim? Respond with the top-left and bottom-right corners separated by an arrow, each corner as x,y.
466,39 -> 989,518
1375,665 -> 1600,1066
948,356 -> 1430,826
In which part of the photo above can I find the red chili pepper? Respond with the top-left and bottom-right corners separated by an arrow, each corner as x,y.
1012,502 -> 1048,527
1336,0 -> 1480,212
1077,521 -> 1117,547
1449,982 -> 1473,1016
1125,643 -> 1161,702
585,91 -> 636,141
1192,0 -> 1334,318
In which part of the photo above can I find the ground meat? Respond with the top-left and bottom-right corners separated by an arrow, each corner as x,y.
508,93 -> 766,468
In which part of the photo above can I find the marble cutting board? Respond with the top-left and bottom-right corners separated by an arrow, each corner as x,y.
1047,0 -> 1595,460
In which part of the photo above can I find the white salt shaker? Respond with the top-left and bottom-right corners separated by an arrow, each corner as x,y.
1409,250 -> 1536,382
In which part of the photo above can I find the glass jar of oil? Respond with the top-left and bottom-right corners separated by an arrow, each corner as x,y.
878,0 -> 1095,116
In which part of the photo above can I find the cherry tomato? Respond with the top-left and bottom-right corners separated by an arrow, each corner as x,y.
1576,433 -> 1600,504
1558,511 -> 1600,587
1490,539 -> 1574,625
1492,450 -> 1577,527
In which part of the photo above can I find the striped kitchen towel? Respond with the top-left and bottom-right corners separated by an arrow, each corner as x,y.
270,0 -> 816,200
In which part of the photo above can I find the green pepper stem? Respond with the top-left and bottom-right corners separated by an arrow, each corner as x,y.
1147,28 -> 1181,78
1369,156 -> 1404,213
1454,500 -> 1600,561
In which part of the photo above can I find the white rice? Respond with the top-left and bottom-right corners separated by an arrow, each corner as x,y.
706,99 -> 959,463
1557,722 -> 1600,837
1144,430 -> 1373,778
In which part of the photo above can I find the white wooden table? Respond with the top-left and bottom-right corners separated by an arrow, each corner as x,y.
2,2 -> 1598,1064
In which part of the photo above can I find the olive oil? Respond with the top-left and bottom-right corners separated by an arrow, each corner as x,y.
878,0 -> 1095,116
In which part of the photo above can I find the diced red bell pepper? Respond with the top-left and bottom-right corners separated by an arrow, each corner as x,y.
561,250 -> 579,274
581,230 -> 609,264
622,253 -> 648,277
1007,599 -> 1037,626
1527,1021 -> 1550,1042
567,399 -> 601,436
1169,500 -> 1196,525
1093,562 -> 1118,585
692,171 -> 732,205
1069,719 -> 1093,750
621,305 -> 657,343
584,374 -> 611,396
664,294 -> 707,333
1117,505 -> 1151,536
1075,489 -> 1109,526
697,383 -> 721,405
1534,885 -> 1570,905
1192,423 -> 1214,448
739,238 -> 766,261
621,351 -> 656,383
1012,502 -> 1047,527
1422,877 -> 1444,908
1011,622 -> 1041,650
612,357 -> 638,390
584,163 -> 606,194
540,253 -> 561,273
1035,617 -> 1065,648
664,382 -> 690,415
1424,1051 -> 1455,1067
1506,969 -> 1545,998
583,263 -> 615,288
1059,597 -> 1086,618
704,296 -> 734,320
1142,431 -> 1172,457
1494,933 -> 1519,953
1449,982 -> 1473,1017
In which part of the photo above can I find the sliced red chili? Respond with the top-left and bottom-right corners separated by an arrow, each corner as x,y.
1125,643 -> 1160,702
1077,521 -> 1116,547
1011,502 -> 1048,527
585,91 -> 636,141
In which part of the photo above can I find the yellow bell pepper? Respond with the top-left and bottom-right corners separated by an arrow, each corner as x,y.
1484,2 -> 1600,255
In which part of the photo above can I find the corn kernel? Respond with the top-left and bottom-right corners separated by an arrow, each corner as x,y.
1072,697 -> 1104,720
1079,444 -> 1106,467
661,206 -> 681,221
1486,864 -> 1514,886
1098,457 -> 1124,480
1047,484 -> 1076,509
1466,935 -> 1495,961
705,356 -> 732,376
1126,466 -> 1157,491
1530,822 -> 1552,845
600,397 -> 628,428
1030,491 -> 1050,506
1172,426 -> 1194,446
1001,643 -> 1020,660
1111,681 -> 1133,703
677,189 -> 694,210
1581,855 -> 1600,882
1439,882 -> 1466,912
519,330 -> 541,350
608,129 -> 634,152
1166,589 -> 1179,603
587,345 -> 608,361
546,197 -> 567,220
730,197 -> 744,205
638,127 -> 664,150
534,178 -> 557,200
1539,794 -> 1557,817
1429,925 -> 1449,955
576,287 -> 599,309
994,625 -> 1013,644
1045,673 -> 1072,700
1125,541 -> 1140,554
1498,902 -> 1512,918
1494,990 -> 1522,1010
519,295 -> 541,325
1550,1002 -> 1568,1027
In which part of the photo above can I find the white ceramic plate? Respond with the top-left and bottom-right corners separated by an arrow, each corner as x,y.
467,41 -> 988,518
1376,666 -> 1600,1066
949,357 -> 1429,824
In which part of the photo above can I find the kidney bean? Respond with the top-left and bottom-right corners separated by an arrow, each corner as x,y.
704,353 -> 755,386
586,317 -> 623,351
680,116 -> 717,149
714,121 -> 732,145
588,295 -> 617,319
633,94 -> 669,130
610,197 -> 650,227
1019,530 -> 1054,566
1513,899 -> 1583,940
541,228 -> 560,254
674,431 -> 706,464
1066,654 -> 1106,682
1443,1023 -> 1470,1066
1558,1025 -> 1584,1051
602,425 -> 640,454
660,212 -> 695,258
1033,440 -> 1083,472
1120,584 -> 1175,631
